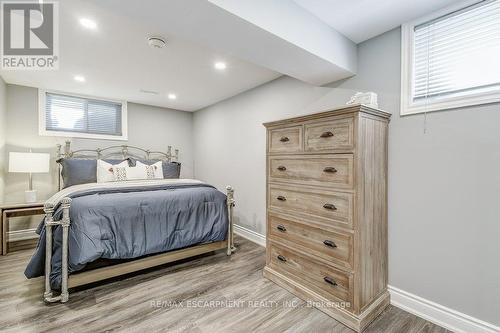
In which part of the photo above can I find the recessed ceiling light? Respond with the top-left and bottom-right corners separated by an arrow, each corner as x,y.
214,62 -> 227,70
168,93 -> 177,100
74,75 -> 85,82
79,18 -> 97,30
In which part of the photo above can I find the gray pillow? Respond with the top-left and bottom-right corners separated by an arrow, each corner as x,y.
129,158 -> 181,179
58,158 -> 129,188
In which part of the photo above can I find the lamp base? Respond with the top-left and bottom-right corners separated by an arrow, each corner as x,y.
25,190 -> 37,203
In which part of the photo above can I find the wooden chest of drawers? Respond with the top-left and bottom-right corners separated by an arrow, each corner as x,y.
263,104 -> 391,332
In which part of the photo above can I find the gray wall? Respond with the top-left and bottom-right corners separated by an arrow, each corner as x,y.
4,84 -> 194,230
193,28 -> 500,325
332,28 -> 500,325
0,76 -> 6,202
193,77 -> 338,234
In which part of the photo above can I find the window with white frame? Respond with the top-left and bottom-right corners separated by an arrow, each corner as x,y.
401,0 -> 500,115
39,90 -> 128,140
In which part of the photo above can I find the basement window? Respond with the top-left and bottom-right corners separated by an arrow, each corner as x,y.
39,90 -> 128,140
401,0 -> 500,115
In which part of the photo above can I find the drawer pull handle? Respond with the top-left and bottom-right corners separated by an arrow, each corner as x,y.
320,131 -> 334,138
323,276 -> 337,286
323,203 -> 337,211
277,196 -> 287,202
277,166 -> 287,171
277,224 -> 287,232
279,136 -> 290,142
323,167 -> 337,173
277,255 -> 287,262
323,240 -> 337,248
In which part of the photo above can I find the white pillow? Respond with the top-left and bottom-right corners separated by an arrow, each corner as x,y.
136,161 -> 163,179
112,164 -> 157,181
96,159 -> 129,183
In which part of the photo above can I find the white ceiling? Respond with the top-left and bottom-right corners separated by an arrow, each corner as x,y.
0,0 -> 464,111
293,0 -> 462,43
205,0 -> 357,85
0,0 -> 281,111
90,0 -> 358,86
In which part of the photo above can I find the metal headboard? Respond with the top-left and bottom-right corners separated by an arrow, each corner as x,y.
56,140 -> 179,190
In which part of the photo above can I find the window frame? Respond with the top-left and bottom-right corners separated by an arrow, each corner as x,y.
400,0 -> 500,115
38,89 -> 128,141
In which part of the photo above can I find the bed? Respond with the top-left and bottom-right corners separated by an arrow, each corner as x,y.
24,141 -> 235,304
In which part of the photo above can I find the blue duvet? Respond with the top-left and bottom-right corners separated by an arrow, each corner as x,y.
24,181 -> 229,289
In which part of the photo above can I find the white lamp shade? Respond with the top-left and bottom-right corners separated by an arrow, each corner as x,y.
9,152 -> 50,173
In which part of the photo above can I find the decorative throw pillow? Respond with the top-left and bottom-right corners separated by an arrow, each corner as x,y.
145,165 -> 156,179
97,159 -> 129,183
58,158 -> 128,188
112,164 -> 157,181
136,160 -> 163,179
129,158 -> 181,179
113,167 -> 128,181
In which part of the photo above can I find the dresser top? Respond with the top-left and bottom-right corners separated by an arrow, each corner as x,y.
263,104 -> 391,128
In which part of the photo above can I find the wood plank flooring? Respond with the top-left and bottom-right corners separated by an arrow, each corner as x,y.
0,237 -> 450,333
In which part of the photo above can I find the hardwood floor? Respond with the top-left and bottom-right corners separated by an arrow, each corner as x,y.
0,236 -> 450,333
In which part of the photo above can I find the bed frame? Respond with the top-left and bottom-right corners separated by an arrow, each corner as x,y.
43,141 -> 235,303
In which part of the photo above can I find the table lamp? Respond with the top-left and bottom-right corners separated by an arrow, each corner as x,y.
8,151 -> 50,203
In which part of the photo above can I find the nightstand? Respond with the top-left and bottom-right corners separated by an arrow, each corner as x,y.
0,202 -> 45,255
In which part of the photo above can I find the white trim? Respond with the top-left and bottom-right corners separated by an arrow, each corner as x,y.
400,0 -> 500,115
389,286 -> 500,333
235,228 -> 499,332
7,228 -> 38,242
38,89 -> 128,141
233,224 -> 266,247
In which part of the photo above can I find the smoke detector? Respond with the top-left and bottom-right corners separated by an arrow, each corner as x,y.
147,36 -> 166,49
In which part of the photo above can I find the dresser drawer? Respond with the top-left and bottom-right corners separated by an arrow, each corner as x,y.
305,117 -> 354,151
269,242 -> 353,303
269,126 -> 303,153
269,184 -> 353,229
269,214 -> 353,270
269,154 -> 353,189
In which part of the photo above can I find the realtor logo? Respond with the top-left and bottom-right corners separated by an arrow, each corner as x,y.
1,1 -> 59,70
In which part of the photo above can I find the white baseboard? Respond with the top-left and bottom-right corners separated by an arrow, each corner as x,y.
233,224 -> 266,247
388,286 -> 500,333
233,227 -> 499,332
7,228 -> 38,242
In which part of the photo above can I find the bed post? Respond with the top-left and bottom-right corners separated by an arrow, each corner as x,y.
64,140 -> 71,157
60,197 -> 72,303
43,197 -> 72,303
226,186 -> 235,255
56,144 -> 62,191
43,203 -> 55,302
